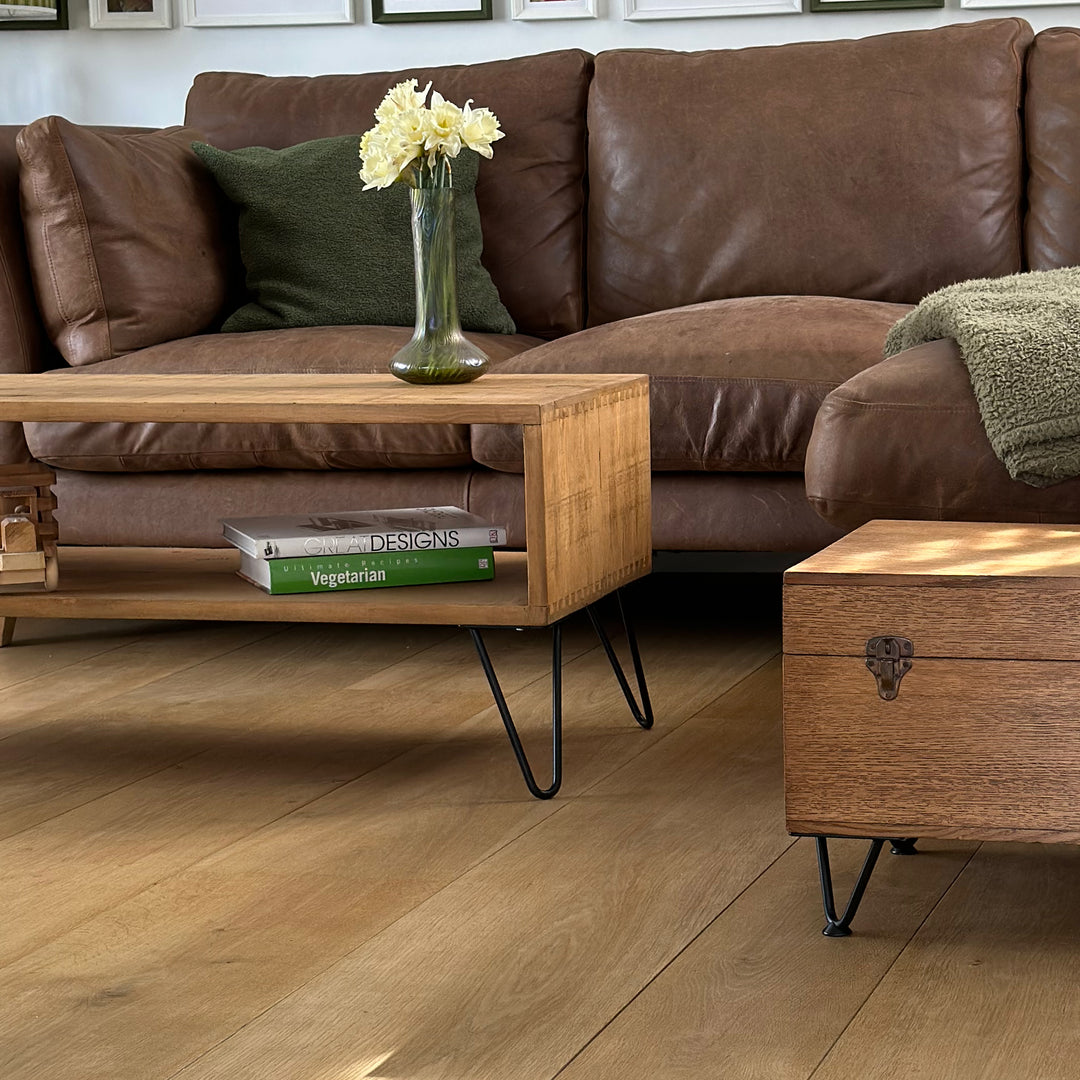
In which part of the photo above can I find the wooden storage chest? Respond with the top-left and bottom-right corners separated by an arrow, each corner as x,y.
783,519 -> 1080,845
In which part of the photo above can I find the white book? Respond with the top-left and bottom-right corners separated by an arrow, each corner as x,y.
222,505 -> 508,560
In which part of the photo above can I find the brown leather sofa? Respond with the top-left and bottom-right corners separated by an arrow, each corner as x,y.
0,18 -> 1066,553
805,26 -> 1080,533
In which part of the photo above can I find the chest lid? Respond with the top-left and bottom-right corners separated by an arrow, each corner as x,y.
784,519 -> 1080,661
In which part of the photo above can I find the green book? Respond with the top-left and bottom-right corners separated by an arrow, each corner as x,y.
238,546 -> 495,595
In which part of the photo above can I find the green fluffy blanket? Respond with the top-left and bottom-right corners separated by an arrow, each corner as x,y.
884,267 -> 1080,487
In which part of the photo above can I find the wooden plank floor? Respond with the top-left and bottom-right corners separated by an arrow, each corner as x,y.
0,574 -> 1077,1079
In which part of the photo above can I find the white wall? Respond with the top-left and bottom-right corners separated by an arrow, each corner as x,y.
2,1 -> 1078,126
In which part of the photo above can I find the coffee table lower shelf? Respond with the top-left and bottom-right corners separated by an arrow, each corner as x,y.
0,547 -> 549,627
0,546 -> 655,800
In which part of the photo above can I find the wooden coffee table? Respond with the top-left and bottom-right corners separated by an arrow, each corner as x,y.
784,518 -> 1080,935
0,372 -> 654,797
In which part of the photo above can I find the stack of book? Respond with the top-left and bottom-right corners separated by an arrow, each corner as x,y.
221,506 -> 507,595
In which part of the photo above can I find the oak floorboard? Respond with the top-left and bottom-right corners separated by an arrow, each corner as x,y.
558,835 -> 976,1080
0,622 -> 289,749
0,622 -> 594,968
0,621 -> 776,1080
0,618 -> 219,695
811,842 -> 1080,1080
0,621 -> 459,838
163,651 -> 785,1080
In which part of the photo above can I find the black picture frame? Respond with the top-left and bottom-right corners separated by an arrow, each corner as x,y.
808,0 -> 941,9
0,0 -> 68,29
372,0 -> 491,22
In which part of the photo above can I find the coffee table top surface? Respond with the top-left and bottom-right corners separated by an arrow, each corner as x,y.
787,519 -> 1080,587
0,372 -> 648,425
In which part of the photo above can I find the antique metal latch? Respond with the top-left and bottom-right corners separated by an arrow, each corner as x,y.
865,636 -> 913,700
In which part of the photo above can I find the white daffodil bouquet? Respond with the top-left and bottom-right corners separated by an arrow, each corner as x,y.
359,80 -> 504,191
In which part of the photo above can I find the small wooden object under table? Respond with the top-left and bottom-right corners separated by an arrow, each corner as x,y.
0,464 -> 58,625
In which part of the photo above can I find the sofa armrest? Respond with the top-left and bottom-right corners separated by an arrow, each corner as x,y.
0,126 -> 46,464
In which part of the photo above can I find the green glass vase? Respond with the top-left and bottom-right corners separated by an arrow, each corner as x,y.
389,187 -> 490,385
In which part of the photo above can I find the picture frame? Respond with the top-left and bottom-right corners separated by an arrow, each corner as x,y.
183,0 -> 353,25
513,0 -> 596,19
960,0 -> 1071,8
90,0 -> 172,29
372,0 -> 491,22
808,0 -> 941,10
624,0 -> 796,18
0,0 -> 67,29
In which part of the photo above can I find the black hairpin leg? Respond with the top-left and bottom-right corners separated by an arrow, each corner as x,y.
586,591 -> 654,729
467,587 -> 654,800
469,623 -> 562,799
816,836 -> 885,937
814,835 -> 922,936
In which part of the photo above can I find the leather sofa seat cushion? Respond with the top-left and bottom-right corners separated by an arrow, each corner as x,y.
184,51 -> 593,339
16,118 -> 233,367
24,325 -> 542,472
804,337 -> 1080,530
49,466 -> 846,552
50,467 -> 485,548
471,295 -> 911,473
469,469 -> 845,553
587,19 -> 1031,325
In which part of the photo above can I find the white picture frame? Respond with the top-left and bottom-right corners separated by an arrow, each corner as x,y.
513,0 -> 597,18
625,0 -> 796,16
90,0 -> 172,29
182,0 -> 354,25
961,0 -> 1072,7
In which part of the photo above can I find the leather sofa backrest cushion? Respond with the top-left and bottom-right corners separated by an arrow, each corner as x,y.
1025,28 -> 1080,271
16,118 -> 234,367
587,19 -> 1032,326
184,50 -> 593,340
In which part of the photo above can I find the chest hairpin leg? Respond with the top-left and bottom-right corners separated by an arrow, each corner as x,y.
814,834 -> 921,936
816,836 -> 885,937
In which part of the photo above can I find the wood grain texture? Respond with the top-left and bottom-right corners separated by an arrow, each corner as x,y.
0,609 -> 776,1080
0,548 -> 544,625
523,384 -> 651,616
786,519 -> 1080,586
142,644 -> 780,1080
0,467 -> 58,561
0,618 -> 207,691
0,465 -> 56,488
785,582 -> 1080,660
0,621 -> 572,968
0,622 -> 458,841
0,623 -> 277,740
784,655 -> 1080,839
0,553 -> 45,572
1,518 -> 36,553
0,373 -> 649,425
559,833 -> 975,1080
0,376 -> 651,625
813,842 -> 1080,1080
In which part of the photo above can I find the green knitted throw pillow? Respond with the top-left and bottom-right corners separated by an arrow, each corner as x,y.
191,136 -> 515,335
